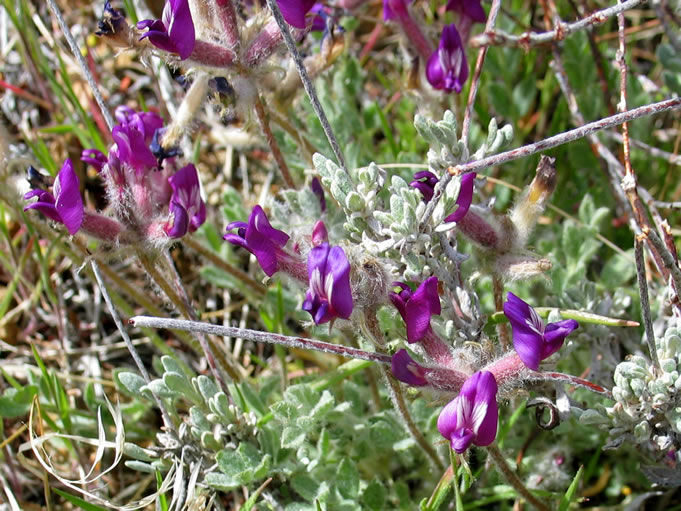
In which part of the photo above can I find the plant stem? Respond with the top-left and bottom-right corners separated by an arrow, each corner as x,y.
253,93 -> 296,188
471,0 -> 643,48
129,315 -> 393,364
449,97 -> 681,177
46,0 -> 114,130
265,0 -> 347,172
90,261 -> 174,429
382,365 -> 446,471
486,443 -> 550,511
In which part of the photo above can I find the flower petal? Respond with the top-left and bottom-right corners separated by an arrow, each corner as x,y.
444,172 -> 475,223
327,245 -> 353,319
53,159 -> 83,235
391,349 -> 429,386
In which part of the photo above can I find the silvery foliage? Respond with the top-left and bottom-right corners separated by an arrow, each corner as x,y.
579,318 -> 681,459
115,356 -> 436,508
312,111 -> 513,282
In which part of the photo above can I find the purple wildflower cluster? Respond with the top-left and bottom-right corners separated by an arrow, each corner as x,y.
129,0 -> 482,94
390,276 -> 578,453
224,205 -> 353,326
24,106 -> 205,243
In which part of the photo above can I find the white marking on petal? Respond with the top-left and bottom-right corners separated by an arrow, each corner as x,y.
470,401 -> 489,432
310,268 -> 324,296
324,273 -> 334,302
525,307 -> 545,335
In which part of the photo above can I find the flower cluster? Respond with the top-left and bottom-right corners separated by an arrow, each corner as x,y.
224,208 -> 353,326
390,287 -> 578,453
24,106 -> 205,244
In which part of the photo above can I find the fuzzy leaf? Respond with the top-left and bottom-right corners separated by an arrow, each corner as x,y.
336,458 -> 359,499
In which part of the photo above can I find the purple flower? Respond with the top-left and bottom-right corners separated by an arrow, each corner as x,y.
311,220 -> 328,246
277,0 -> 317,29
437,370 -> 498,453
138,0 -> 195,60
503,292 -> 579,371
426,24 -> 469,94
445,0 -> 487,24
223,206 -> 290,277
108,107 -> 164,177
444,172 -> 475,223
165,164 -> 205,238
390,277 -> 441,343
302,242 -> 353,325
383,0 -> 411,22
309,3 -> 328,32
81,149 -> 108,172
24,159 -> 83,235
410,171 -> 439,202
310,177 -> 326,212
391,349 -> 428,386
409,171 -> 474,223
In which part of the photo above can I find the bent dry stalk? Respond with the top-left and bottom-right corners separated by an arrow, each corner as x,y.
129,316 -> 393,364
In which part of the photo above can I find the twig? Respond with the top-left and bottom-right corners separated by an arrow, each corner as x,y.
46,0 -> 114,130
129,315 -> 393,364
264,0 -> 347,172
606,132 -> 681,166
90,263 -> 174,429
634,236 -> 661,372
641,227 -> 681,297
470,0 -> 644,48
253,93 -> 296,188
447,97 -> 681,177
486,443 -> 551,511
461,0 -> 502,146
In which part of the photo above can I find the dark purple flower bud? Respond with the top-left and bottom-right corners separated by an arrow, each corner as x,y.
309,3 -> 327,32
426,24 -> 468,94
96,0 -> 131,46
437,370 -> 498,453
445,0 -> 487,24
391,349 -> 428,386
81,149 -> 108,172
410,170 -> 439,202
138,0 -> 195,60
224,205 -> 290,277
444,172 -> 475,223
302,242 -> 353,325
390,277 -> 441,343
311,220 -> 328,246
310,177 -> 326,212
503,292 -> 579,371
24,159 -> 84,235
165,164 -> 205,238
277,0 -> 317,29
383,0 -> 411,21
